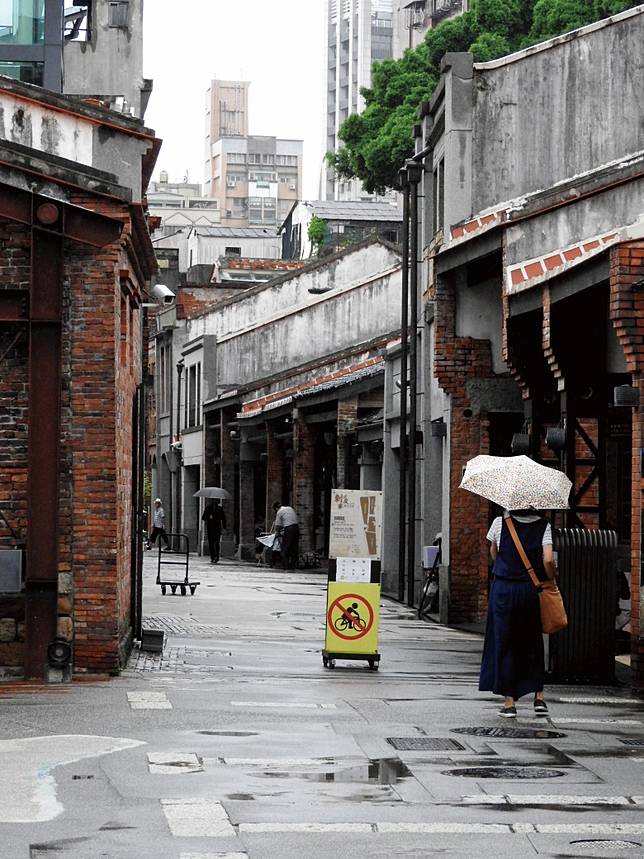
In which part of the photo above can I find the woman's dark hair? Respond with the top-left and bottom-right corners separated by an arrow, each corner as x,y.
509,508 -> 543,516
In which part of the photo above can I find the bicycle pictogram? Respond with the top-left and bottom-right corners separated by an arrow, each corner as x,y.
327,593 -> 374,641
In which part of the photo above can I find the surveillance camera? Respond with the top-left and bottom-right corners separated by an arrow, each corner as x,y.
151,283 -> 175,305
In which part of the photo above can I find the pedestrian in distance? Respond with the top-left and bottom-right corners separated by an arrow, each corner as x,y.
272,501 -> 299,570
202,499 -> 226,564
479,508 -> 555,719
148,498 -> 170,550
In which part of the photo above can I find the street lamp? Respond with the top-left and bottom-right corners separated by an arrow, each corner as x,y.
405,158 -> 423,608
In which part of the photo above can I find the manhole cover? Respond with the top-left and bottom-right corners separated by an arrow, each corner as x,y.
618,738 -> 644,747
570,841 -> 642,851
452,726 -> 566,739
388,738 -> 466,751
443,766 -> 565,779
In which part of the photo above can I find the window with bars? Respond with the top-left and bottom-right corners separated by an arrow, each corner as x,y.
108,1 -> 129,29
184,362 -> 202,429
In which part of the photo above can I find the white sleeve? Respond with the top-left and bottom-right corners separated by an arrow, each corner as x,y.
486,517 -> 502,546
542,523 -> 553,546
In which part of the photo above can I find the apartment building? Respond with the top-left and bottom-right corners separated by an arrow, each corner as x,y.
206,134 -> 303,229
205,79 -> 249,142
392,0 -> 468,53
325,0 -> 395,201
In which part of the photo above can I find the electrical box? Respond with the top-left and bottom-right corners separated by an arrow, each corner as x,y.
0,550 -> 22,592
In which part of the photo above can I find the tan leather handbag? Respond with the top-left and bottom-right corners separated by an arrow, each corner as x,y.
505,516 -> 568,634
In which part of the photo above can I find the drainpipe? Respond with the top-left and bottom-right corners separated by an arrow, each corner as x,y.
175,359 -> 184,545
406,159 -> 423,607
397,169 -> 410,603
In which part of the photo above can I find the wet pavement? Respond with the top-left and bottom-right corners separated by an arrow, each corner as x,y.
1,554 -> 644,857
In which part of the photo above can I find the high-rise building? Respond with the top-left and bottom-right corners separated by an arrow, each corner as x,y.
205,79 -> 250,142
392,1 -> 468,54
324,0 -> 468,200
324,0 -> 394,201
204,80 -> 303,228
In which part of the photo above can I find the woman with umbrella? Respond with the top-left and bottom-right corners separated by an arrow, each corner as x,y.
460,455 -> 571,719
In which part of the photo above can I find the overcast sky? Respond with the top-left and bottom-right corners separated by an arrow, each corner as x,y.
143,0 -> 327,198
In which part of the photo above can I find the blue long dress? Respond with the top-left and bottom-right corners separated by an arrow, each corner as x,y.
479,516 -> 547,700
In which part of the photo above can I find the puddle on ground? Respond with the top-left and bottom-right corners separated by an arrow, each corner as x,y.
259,757 -> 412,785
197,730 -> 258,737
444,766 -> 566,779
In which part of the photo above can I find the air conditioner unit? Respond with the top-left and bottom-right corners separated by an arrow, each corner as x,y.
226,180 -> 236,188
289,184 -> 296,191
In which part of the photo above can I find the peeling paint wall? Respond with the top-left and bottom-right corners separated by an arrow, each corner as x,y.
64,0 -> 145,118
472,11 -> 644,212
0,96 -> 93,164
188,243 -> 400,344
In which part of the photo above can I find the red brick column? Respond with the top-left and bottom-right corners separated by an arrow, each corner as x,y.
265,423 -> 284,524
0,220 -> 30,670
609,240 -> 644,689
434,272 -> 495,623
336,398 -> 358,488
293,417 -> 314,552
66,230 -> 134,673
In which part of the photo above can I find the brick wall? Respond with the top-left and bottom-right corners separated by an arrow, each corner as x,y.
0,195 -> 148,676
64,200 -> 144,672
336,398 -> 358,488
293,417 -> 314,552
609,240 -> 644,689
434,273 -> 495,622
265,425 -> 284,522
0,220 -> 30,669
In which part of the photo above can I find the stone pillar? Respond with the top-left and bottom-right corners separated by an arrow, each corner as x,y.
220,410 -> 237,556
237,460 -> 256,560
336,398 -> 358,488
293,417 -> 314,552
265,423 -> 284,527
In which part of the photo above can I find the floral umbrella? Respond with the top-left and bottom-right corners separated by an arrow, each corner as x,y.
459,454 -> 572,510
193,487 -> 231,500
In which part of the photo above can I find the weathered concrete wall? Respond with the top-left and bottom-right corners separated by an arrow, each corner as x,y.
505,178 -> 644,294
188,243 -> 400,346
472,9 -> 644,211
64,0 -> 146,118
215,267 -> 401,387
0,78 -> 156,204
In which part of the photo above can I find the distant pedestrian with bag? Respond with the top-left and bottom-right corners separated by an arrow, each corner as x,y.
479,509 -> 556,718
202,499 -> 226,564
148,498 -> 170,550
272,501 -> 299,570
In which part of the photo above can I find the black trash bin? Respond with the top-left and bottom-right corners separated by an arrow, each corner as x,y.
550,528 -> 619,684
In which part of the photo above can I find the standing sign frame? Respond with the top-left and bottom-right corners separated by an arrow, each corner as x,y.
322,489 -> 383,670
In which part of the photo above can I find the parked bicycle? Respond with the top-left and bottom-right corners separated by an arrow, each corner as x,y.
418,535 -> 441,620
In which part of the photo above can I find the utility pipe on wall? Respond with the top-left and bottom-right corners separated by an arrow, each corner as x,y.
406,159 -> 423,608
397,169 -> 410,603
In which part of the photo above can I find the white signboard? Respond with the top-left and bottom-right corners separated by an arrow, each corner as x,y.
336,557 -> 372,583
329,489 -> 383,560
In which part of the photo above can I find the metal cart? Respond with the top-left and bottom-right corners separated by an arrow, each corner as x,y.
155,533 -> 200,596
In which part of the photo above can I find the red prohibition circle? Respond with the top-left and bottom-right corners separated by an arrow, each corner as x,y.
327,592 -> 374,641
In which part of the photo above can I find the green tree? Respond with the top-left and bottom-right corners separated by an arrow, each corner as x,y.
328,0 -> 638,192
307,215 -> 327,255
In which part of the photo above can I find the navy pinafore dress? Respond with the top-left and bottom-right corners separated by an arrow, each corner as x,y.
479,516 -> 547,700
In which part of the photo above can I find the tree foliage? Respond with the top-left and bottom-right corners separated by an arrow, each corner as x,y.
307,215 -> 327,254
327,0 -> 639,193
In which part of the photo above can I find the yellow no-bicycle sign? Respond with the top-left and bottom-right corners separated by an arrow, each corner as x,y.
325,582 -> 380,654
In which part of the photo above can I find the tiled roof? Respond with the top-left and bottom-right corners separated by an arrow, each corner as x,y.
306,200 -> 402,222
193,226 -> 278,237
221,257 -> 304,271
